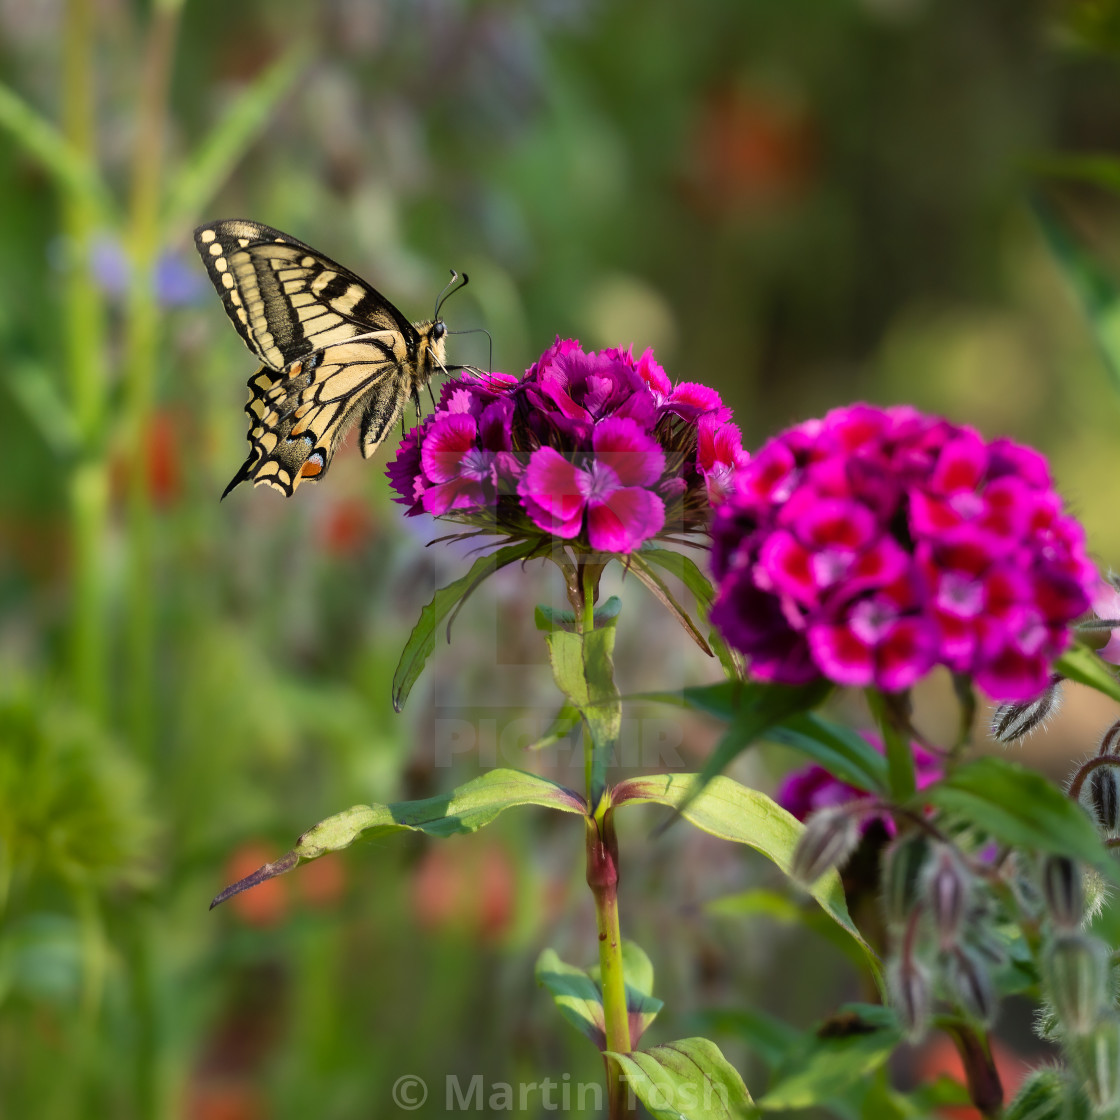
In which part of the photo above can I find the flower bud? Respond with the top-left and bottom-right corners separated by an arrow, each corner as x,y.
1002,1068 -> 1088,1120
1089,766 -> 1120,833
790,807 -> 860,887
880,831 -> 931,929
990,676 -> 1063,743
924,844 -> 970,951
1042,933 -> 1110,1036
887,955 -> 930,1039
948,947 -> 997,1025
1041,856 -> 1084,931
1067,1014 -> 1120,1112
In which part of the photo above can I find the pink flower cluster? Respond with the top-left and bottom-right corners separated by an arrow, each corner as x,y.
709,405 -> 1097,701
387,339 -> 747,554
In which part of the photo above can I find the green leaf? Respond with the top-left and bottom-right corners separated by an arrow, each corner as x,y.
637,681 -> 742,720
612,774 -> 880,986
0,81 -> 115,221
657,680 -> 833,820
536,942 -> 664,1051
1033,194 -> 1120,400
162,45 -> 310,235
605,1037 -> 753,1119
392,539 -> 543,711
1056,644 -> 1120,704
536,948 -> 607,1048
619,940 -> 655,1000
211,768 -> 586,909
925,756 -> 1118,880
759,1004 -> 900,1110
764,714 -> 889,794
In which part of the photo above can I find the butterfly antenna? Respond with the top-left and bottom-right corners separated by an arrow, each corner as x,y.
434,269 -> 469,320
446,325 -> 494,372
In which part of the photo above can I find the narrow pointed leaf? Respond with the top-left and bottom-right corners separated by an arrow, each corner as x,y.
764,713 -> 890,793
605,1037 -> 753,1119
0,81 -> 115,220
613,774 -> 880,985
657,680 -> 833,822
1033,194 -> 1120,399
212,769 -> 586,908
393,539 -> 543,711
1056,644 -> 1120,704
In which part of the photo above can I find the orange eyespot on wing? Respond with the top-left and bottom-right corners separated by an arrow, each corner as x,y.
300,454 -> 324,479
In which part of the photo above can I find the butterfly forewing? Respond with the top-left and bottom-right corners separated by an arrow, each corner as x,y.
195,219 -> 449,497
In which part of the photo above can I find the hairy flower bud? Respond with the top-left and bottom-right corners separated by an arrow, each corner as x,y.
1041,856 -> 1084,931
887,955 -> 930,1039
790,807 -> 861,886
948,947 -> 997,1024
880,831 -> 931,930
1067,1015 -> 1120,1112
924,844 -> 971,950
1002,1068 -> 1089,1120
1042,933 -> 1110,1036
1089,766 -> 1120,833
989,676 -> 1063,743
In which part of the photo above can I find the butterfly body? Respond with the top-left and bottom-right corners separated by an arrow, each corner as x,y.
194,219 -> 451,496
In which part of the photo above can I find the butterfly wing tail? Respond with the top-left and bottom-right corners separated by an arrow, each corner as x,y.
221,455 -> 256,500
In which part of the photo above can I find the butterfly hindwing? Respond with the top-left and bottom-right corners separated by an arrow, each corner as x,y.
195,219 -> 453,497
222,343 -> 410,497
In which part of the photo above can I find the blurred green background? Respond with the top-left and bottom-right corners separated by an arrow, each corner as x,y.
4,0 -> 1120,1117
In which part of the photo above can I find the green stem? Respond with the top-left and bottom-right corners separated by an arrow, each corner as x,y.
123,2 -> 180,753
62,0 -> 109,719
582,561 -> 596,637
586,811 -> 634,1119
580,560 -> 596,795
866,688 -> 916,801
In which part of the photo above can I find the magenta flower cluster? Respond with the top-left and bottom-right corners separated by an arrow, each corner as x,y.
387,339 -> 747,554
709,405 -> 1097,701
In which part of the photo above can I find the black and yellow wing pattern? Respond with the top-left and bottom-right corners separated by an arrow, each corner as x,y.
194,219 -> 452,496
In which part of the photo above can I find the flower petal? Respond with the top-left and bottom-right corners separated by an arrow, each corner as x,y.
586,487 -> 665,553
